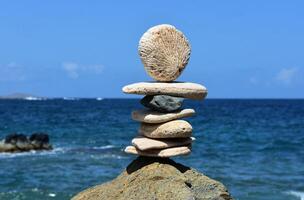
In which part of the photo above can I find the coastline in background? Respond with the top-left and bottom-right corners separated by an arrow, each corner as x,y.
0,99 -> 303,200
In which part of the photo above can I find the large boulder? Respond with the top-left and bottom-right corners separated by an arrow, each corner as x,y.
4,133 -> 27,144
29,133 -> 52,150
0,132 -> 52,152
3,133 -> 32,151
72,157 -> 233,200
0,140 -> 16,152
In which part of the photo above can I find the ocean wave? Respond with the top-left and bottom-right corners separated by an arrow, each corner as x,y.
63,97 -> 79,100
0,145 -> 118,158
0,147 -> 66,159
285,191 -> 304,200
24,97 -> 44,101
92,145 -> 115,150
90,154 -> 126,159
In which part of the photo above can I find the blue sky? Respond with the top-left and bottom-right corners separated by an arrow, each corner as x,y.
0,1 -> 303,98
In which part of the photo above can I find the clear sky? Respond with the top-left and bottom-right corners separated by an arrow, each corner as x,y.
0,1 -> 303,98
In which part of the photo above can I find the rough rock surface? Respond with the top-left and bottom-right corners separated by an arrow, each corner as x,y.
72,156 -> 233,200
139,120 -> 192,138
138,24 -> 191,82
141,95 -> 184,113
132,108 -> 195,123
122,82 -> 207,100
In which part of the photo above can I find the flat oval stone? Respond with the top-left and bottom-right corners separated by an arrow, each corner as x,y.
124,145 -> 191,157
139,120 -> 192,138
122,82 -> 207,100
140,95 -> 184,113
132,109 -> 195,123
132,136 -> 195,151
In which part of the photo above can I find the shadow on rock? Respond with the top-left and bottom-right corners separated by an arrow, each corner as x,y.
127,156 -> 190,174
72,156 -> 233,200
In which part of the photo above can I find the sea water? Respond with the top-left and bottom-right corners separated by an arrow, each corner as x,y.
0,99 -> 303,200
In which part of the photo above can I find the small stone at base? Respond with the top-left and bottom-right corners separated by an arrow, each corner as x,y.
124,145 -> 191,157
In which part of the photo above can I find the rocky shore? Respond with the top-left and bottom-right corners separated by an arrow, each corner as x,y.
72,157 -> 233,200
0,133 -> 52,152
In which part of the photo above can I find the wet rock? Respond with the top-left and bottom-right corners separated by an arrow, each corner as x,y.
29,133 -> 52,149
4,133 -> 26,144
0,132 -> 52,152
0,140 -> 16,152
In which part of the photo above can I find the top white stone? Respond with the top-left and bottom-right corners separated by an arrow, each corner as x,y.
122,82 -> 207,100
139,24 -> 191,82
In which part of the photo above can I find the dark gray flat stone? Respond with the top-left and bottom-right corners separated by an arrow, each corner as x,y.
140,95 -> 184,113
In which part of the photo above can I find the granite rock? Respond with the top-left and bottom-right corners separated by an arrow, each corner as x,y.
72,156 -> 233,200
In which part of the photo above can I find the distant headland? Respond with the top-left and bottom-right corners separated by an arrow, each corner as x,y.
0,93 -> 44,100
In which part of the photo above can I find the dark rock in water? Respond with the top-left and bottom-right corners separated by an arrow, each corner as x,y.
140,95 -> 184,113
16,138 -> 31,150
72,156 -> 233,200
5,133 -> 27,144
0,132 -> 52,152
29,133 -> 52,149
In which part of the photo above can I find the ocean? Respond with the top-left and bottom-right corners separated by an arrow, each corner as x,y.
0,99 -> 303,200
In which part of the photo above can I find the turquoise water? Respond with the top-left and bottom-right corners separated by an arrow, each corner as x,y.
0,99 -> 303,200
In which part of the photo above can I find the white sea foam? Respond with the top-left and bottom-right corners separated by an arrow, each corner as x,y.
0,145 -> 118,159
63,97 -> 78,100
0,147 -> 66,159
24,97 -> 44,101
92,145 -> 115,150
48,193 -> 56,197
285,191 -> 304,200
90,154 -> 126,159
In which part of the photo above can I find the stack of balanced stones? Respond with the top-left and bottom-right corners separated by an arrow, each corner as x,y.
123,24 -> 207,157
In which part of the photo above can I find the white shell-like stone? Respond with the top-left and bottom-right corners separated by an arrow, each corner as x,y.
139,24 -> 191,82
